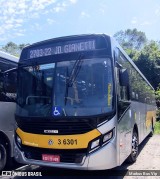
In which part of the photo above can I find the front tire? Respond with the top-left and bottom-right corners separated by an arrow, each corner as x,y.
0,141 -> 7,171
126,131 -> 139,163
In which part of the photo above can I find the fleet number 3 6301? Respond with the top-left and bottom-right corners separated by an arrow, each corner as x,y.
58,139 -> 78,145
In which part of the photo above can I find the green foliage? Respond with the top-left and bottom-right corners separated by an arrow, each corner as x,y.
1,42 -> 30,57
125,48 -> 140,61
114,28 -> 147,51
134,41 -> 160,89
156,84 -> 160,101
141,41 -> 160,62
19,43 -> 30,51
2,42 -> 18,56
154,121 -> 160,134
114,29 -> 160,89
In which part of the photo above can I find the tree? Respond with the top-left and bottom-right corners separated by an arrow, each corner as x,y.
2,42 -> 19,56
134,41 -> 160,89
141,41 -> 160,65
19,43 -> 30,51
114,29 -> 160,89
114,28 -> 147,51
1,42 -> 30,57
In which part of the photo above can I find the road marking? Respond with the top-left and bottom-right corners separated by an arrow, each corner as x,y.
15,165 -> 40,171
14,164 -> 29,171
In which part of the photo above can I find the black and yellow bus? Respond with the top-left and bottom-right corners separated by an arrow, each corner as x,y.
14,34 -> 156,170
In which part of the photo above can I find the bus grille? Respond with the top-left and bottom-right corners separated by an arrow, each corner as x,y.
22,145 -> 86,164
17,120 -> 95,135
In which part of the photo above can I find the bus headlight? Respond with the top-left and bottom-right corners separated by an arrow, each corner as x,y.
89,137 -> 101,153
102,130 -> 114,144
91,138 -> 100,150
16,135 -> 22,148
89,128 -> 115,153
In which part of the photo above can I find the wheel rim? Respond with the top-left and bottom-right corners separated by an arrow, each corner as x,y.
131,134 -> 138,157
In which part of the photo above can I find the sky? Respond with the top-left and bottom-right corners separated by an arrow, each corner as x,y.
0,0 -> 160,46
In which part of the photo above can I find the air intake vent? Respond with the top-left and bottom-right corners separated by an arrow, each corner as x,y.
17,118 -> 96,135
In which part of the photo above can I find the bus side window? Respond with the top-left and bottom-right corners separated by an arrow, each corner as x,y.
114,50 -> 130,101
5,71 -> 17,93
0,72 -> 5,101
115,49 -> 130,118
3,70 -> 17,101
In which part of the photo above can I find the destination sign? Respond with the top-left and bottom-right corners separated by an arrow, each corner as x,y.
28,40 -> 96,59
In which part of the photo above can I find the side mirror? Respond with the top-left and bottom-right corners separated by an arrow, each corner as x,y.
119,69 -> 129,86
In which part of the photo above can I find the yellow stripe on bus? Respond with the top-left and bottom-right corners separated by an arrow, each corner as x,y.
16,128 -> 101,149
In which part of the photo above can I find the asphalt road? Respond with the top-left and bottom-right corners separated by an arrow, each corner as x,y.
1,135 -> 160,179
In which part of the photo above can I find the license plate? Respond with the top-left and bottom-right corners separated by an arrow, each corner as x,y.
42,154 -> 60,162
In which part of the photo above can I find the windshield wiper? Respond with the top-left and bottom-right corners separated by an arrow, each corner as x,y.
67,54 -> 84,87
64,54 -> 84,105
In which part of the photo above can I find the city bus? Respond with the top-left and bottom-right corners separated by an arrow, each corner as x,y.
0,51 -> 18,171
14,34 -> 156,170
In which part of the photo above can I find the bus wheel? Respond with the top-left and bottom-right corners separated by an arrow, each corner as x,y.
126,131 -> 139,163
0,141 -> 7,171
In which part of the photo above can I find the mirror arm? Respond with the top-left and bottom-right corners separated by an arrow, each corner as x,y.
116,61 -> 123,68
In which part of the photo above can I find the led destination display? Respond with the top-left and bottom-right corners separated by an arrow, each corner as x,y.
28,40 -> 96,59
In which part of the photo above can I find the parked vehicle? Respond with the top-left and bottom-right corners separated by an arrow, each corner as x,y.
0,51 -> 18,171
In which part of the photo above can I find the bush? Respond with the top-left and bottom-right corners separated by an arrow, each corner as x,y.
154,121 -> 160,134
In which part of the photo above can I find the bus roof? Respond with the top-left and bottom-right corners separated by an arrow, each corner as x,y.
0,50 -> 19,63
25,34 -> 109,48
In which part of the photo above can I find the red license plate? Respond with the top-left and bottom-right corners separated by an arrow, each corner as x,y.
42,154 -> 60,162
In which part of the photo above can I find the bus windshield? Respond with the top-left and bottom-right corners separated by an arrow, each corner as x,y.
16,58 -> 114,117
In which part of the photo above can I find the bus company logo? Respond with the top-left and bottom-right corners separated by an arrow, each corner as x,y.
48,139 -> 54,145
44,130 -> 58,134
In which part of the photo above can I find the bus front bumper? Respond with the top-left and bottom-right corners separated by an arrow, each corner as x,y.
14,140 -> 117,170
